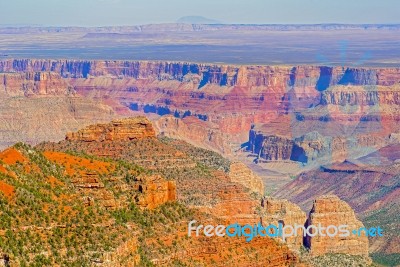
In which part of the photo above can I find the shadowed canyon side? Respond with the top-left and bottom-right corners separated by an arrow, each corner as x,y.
0,117 -> 375,266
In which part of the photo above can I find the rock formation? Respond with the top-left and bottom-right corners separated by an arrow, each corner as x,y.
249,123 -> 392,164
261,197 -> 307,250
259,195 -> 371,258
66,117 -> 156,142
304,195 -> 369,257
133,174 -> 176,209
1,59 -> 399,87
0,72 -> 72,96
154,115 -> 232,155
1,59 -> 400,159
208,183 -> 260,225
156,233 -> 302,267
248,131 -> 296,161
228,161 -> 264,195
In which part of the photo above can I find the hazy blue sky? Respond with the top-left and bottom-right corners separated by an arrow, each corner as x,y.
0,0 -> 399,26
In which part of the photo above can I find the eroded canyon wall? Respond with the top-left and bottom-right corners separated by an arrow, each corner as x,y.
1,59 -> 400,159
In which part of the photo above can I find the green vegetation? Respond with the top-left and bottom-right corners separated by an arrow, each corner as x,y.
0,142 -> 200,266
0,134 -> 253,265
112,201 -> 194,263
371,253 -> 400,267
308,253 -> 378,267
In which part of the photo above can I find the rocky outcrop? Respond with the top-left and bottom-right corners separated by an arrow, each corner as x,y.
66,117 -> 156,142
0,72 -> 72,96
228,162 -> 264,195
261,197 -> 307,250
133,174 -> 176,209
259,195 -> 370,257
209,183 -> 260,225
321,86 -> 400,106
75,172 -> 119,210
248,127 -> 327,163
274,148 -> 400,214
248,132 -> 296,161
274,146 -> 400,255
304,195 -> 369,257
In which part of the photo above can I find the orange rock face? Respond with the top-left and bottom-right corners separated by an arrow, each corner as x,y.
0,180 -> 15,200
66,117 -> 156,142
209,183 -> 260,225
158,234 -> 302,267
305,195 -> 369,257
133,174 -> 176,209
0,147 -> 28,165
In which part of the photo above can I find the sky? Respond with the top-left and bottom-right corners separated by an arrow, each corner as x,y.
0,0 -> 399,26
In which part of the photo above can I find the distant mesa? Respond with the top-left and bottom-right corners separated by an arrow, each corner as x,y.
176,16 -> 222,24
65,117 -> 156,142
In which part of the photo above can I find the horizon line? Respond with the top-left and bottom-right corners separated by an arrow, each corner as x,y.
1,22 -> 400,28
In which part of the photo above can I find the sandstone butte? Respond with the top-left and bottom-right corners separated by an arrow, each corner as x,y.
44,117 -> 176,211
66,116 -> 156,142
261,195 -> 369,257
305,195 -> 369,257
12,117 -> 302,266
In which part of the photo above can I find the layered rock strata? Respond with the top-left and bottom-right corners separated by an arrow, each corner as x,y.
261,197 -> 307,249
228,161 -> 264,195
304,195 -> 369,256
66,117 -> 155,142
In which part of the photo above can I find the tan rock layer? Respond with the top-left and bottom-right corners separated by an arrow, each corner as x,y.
66,117 -> 156,142
305,195 -> 369,257
228,161 -> 264,195
260,196 -> 369,257
261,197 -> 307,250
